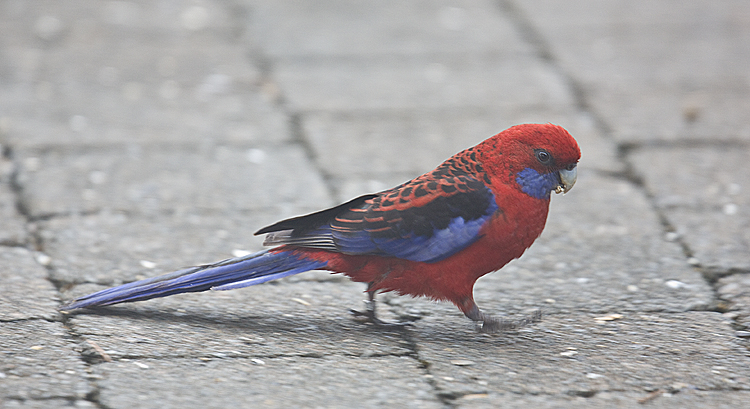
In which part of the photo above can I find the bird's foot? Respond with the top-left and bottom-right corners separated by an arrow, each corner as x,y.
351,286 -> 414,328
477,309 -> 542,333
348,308 -> 412,328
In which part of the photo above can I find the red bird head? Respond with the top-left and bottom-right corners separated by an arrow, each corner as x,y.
478,123 -> 581,199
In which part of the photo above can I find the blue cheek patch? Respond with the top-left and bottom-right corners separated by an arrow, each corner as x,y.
515,168 -> 559,200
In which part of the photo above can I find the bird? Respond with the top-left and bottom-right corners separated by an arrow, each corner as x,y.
59,123 -> 580,332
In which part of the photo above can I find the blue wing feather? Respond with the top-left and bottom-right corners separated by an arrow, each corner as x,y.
334,195 -> 497,262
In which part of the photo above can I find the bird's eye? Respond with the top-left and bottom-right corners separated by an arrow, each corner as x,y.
535,149 -> 552,165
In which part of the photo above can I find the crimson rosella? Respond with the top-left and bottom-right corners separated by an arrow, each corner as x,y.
60,123 -> 580,332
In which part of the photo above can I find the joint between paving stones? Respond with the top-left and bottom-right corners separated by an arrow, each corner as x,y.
74,347 -> 419,365
496,0 -> 554,63
50,316 -> 108,408
2,396 -> 94,408
621,139 -> 750,151
367,299 -> 472,407
250,46 -> 341,203
288,111 -> 341,202
618,142 -> 750,340
381,324 -> 459,408
2,140 -> 109,407
225,0 -> 251,42
4,141 -> 81,311
497,0 -> 613,138
5,146 -> 33,233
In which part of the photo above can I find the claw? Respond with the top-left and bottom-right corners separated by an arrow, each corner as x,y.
478,309 -> 542,333
349,308 -> 412,328
462,298 -> 542,333
350,283 -> 412,328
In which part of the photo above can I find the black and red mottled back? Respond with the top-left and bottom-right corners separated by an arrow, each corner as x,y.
256,145 -> 499,262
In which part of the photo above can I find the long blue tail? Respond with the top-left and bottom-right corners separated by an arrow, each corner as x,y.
59,249 -> 327,310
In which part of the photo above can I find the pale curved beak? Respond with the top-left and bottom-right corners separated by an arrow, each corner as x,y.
555,165 -> 577,194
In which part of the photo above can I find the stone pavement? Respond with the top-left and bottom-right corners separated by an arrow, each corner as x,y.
1,0 -> 749,407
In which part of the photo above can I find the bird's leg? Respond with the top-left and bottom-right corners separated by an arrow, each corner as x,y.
349,288 -> 386,325
461,298 -> 542,333
349,283 -> 411,327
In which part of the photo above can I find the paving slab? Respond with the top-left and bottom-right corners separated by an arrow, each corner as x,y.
415,312 -> 749,399
0,0 -> 279,149
93,356 -> 440,409
0,41 -> 277,148
250,0 -> 527,57
516,0 -> 750,141
629,145 -> 750,271
17,143 -> 330,217
1,320 -> 92,402
275,53 -> 573,114
0,0 -> 243,40
42,212 -> 263,284
454,390 -> 750,409
253,1 -> 572,114
0,247 -> 59,321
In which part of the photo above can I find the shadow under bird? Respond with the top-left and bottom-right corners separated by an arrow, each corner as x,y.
60,123 -> 581,332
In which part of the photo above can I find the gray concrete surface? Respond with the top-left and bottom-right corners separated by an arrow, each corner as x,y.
1,0 -> 749,408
